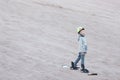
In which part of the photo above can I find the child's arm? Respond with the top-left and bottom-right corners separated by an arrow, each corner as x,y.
83,37 -> 88,52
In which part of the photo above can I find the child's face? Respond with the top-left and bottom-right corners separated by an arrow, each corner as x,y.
80,30 -> 86,36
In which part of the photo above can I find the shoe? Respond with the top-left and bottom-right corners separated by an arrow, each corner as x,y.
81,64 -> 85,70
70,61 -> 79,70
81,69 -> 89,73
81,69 -> 84,71
70,61 -> 74,68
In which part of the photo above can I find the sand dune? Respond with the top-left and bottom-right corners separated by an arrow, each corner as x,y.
0,0 -> 120,80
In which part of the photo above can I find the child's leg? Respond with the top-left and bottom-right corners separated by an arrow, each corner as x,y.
74,52 -> 81,67
81,54 -> 85,70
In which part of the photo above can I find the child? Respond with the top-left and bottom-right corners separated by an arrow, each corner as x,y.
71,27 -> 89,73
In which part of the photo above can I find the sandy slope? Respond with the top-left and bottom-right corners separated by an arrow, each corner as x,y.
0,0 -> 120,80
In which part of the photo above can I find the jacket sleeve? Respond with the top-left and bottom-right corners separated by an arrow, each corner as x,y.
85,45 -> 88,51
82,37 -> 88,51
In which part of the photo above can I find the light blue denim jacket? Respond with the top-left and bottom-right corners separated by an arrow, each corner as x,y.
78,35 -> 88,52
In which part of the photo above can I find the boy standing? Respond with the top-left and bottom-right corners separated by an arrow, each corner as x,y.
71,27 -> 89,73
